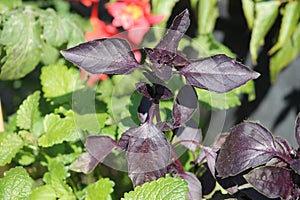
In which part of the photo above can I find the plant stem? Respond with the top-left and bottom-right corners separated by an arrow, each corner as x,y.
0,99 -> 4,132
171,150 -> 185,174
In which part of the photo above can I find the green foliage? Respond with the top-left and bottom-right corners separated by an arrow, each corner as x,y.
84,178 -> 115,200
122,177 -> 188,200
0,132 -> 23,166
0,167 -> 33,200
197,0 -> 218,34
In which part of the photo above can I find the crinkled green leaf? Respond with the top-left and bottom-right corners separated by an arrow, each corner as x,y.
40,65 -> 83,104
250,1 -> 279,63
0,132 -> 23,166
0,9 -> 42,80
16,91 -> 41,131
122,177 -> 188,200
270,23 -> 300,83
195,80 -> 256,109
0,0 -> 21,14
269,1 -> 300,54
85,178 -> 115,200
38,112 -> 78,147
0,167 -> 33,200
29,185 -> 57,200
198,0 -> 218,34
242,0 -> 255,29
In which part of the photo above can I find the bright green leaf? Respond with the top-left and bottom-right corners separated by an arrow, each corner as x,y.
0,167 -> 33,200
29,185 -> 57,200
250,1 -> 279,63
38,112 -> 78,147
0,132 -> 23,166
0,0 -> 21,14
40,65 -> 83,104
122,177 -> 188,200
270,23 -> 300,83
0,8 -> 42,80
16,91 -> 41,131
85,178 -> 115,200
198,0 -> 218,34
40,42 -> 60,65
269,1 -> 300,54
242,0 -> 255,29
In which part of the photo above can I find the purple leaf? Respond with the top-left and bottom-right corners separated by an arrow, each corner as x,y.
290,159 -> 300,175
135,82 -> 173,102
69,152 -> 100,174
296,112 -> 300,147
178,54 -> 260,93
173,85 -> 198,127
244,166 -> 293,199
178,172 -> 202,200
156,9 -> 190,52
70,136 -> 116,174
216,122 -> 279,178
119,123 -> 171,186
61,38 -> 140,74
176,118 -> 202,152
274,136 -> 293,162
137,96 -> 153,124
198,146 -> 217,178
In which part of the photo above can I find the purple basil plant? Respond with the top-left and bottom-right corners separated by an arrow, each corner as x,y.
61,9 -> 263,199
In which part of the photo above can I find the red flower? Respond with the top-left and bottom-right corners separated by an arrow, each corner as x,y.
106,0 -> 164,44
80,0 -> 100,7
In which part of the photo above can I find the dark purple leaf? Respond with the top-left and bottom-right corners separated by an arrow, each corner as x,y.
290,159 -> 300,175
156,121 -> 173,131
266,157 -> 288,168
173,85 -> 198,127
178,54 -> 260,93
216,122 -> 278,178
211,132 -> 229,150
196,146 -> 217,178
135,82 -> 173,101
61,38 -> 140,74
176,118 -> 202,152
274,136 -> 293,162
119,123 -> 171,186
178,172 -> 202,200
156,9 -> 190,52
244,166 -> 293,199
296,112 -> 300,147
137,96 -> 153,123
69,152 -> 100,174
70,136 -> 116,173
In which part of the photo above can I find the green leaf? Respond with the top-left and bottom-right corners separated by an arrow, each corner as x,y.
29,185 -> 57,200
0,8 -> 42,80
40,65 -> 83,104
38,112 -> 78,147
269,1 -> 300,54
84,178 -> 115,200
0,167 -> 33,200
122,177 -> 188,200
250,1 -> 279,63
242,0 -> 255,29
0,0 -> 21,14
0,132 -> 23,166
16,91 -> 41,131
40,42 -> 60,65
198,0 -> 218,34
270,23 -> 300,83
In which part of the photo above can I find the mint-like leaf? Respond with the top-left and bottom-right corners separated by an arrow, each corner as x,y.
29,185 -> 56,200
0,132 -> 23,166
0,167 -> 33,200
40,64 -> 83,104
122,177 -> 188,200
38,112 -> 78,147
16,91 -> 41,131
85,178 -> 114,200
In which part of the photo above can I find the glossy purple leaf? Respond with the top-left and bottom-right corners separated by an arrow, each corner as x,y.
176,118 -> 202,152
69,136 -> 116,173
216,122 -> 279,178
156,9 -> 190,52
290,159 -> 300,175
178,54 -> 260,93
296,112 -> 300,146
178,172 -> 202,200
135,82 -> 173,101
119,123 -> 171,186
69,152 -> 100,174
173,85 -> 198,127
244,166 -> 293,199
61,38 -> 140,74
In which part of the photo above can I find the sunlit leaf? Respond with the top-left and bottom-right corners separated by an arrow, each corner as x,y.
0,132 -> 23,166
242,0 -> 255,29
198,0 -> 218,34
85,178 -> 114,200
